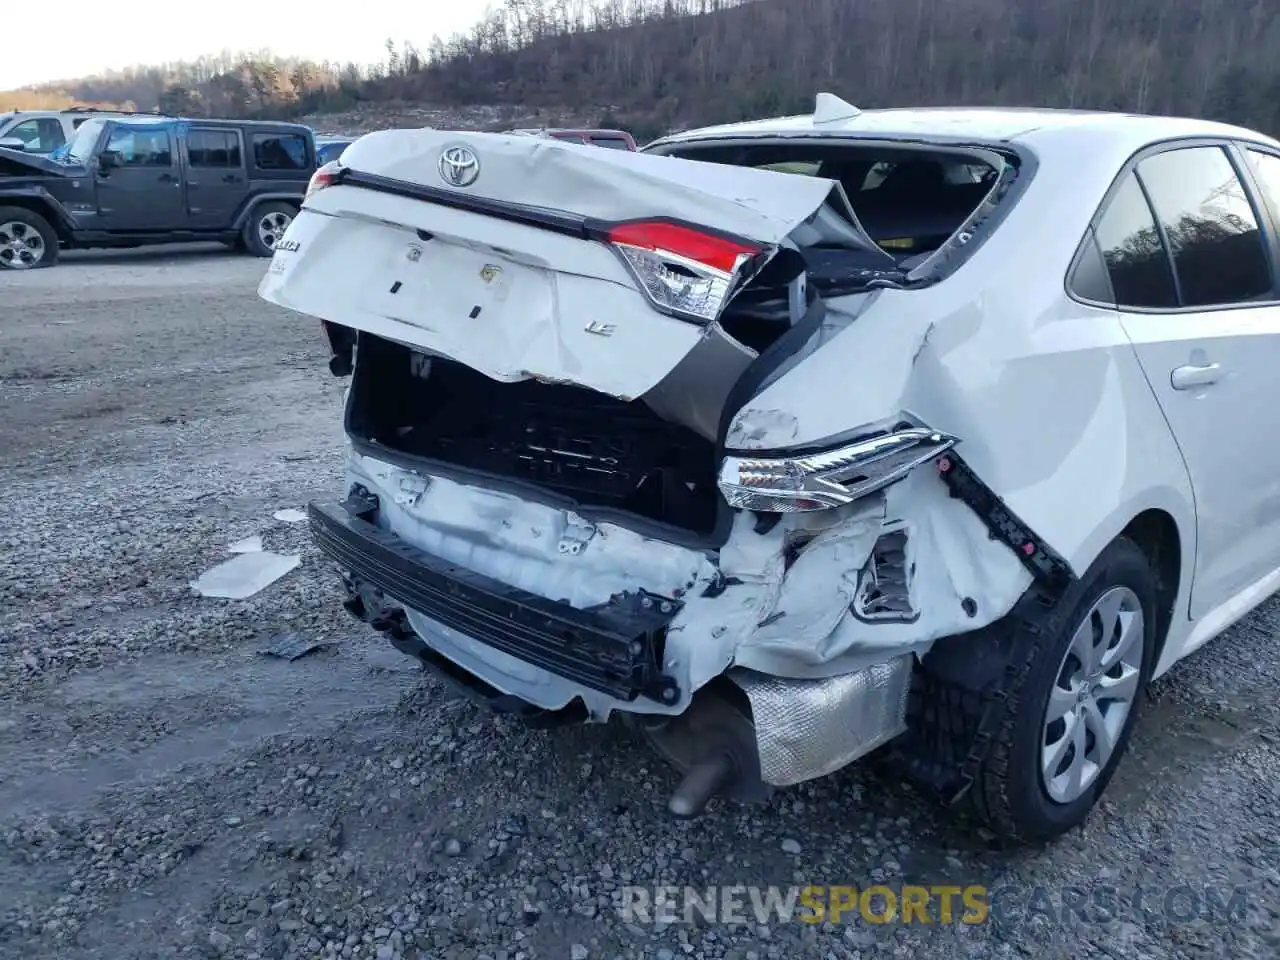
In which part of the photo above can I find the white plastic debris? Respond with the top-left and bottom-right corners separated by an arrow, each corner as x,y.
228,535 -> 263,553
273,508 -> 307,523
190,551 -> 301,600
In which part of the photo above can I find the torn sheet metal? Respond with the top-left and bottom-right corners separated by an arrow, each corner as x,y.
731,466 -> 1032,680
190,551 -> 301,600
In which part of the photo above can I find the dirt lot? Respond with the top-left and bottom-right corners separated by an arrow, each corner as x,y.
0,248 -> 1277,960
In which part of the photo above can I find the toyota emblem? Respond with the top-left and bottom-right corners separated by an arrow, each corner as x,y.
438,145 -> 480,188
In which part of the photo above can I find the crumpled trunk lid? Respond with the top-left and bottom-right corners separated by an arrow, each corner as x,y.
332,128 -> 886,256
259,129 -> 890,412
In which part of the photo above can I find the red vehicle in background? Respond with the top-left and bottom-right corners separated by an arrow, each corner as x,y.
505,127 -> 638,150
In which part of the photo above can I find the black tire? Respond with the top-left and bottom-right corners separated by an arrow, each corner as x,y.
0,205 -> 59,270
241,201 -> 297,258
972,536 -> 1157,842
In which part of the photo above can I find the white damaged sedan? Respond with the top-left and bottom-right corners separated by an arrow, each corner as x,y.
259,94 -> 1280,842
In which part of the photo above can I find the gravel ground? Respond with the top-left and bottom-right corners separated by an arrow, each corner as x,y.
1,245 -> 1277,960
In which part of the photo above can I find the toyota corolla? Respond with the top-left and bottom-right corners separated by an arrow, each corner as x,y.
258,94 -> 1280,842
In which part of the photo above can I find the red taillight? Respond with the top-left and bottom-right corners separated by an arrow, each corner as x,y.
605,221 -> 760,274
306,160 -> 344,198
603,220 -> 765,324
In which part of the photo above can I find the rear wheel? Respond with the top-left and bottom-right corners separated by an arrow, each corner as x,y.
0,206 -> 59,270
241,202 -> 296,258
973,536 -> 1156,841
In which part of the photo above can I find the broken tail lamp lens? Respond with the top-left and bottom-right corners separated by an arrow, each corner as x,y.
606,221 -> 763,324
718,427 -> 959,513
306,160 -> 344,199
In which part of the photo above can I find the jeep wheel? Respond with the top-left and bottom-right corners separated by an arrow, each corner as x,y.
973,536 -> 1156,842
242,202 -> 296,258
0,207 -> 58,270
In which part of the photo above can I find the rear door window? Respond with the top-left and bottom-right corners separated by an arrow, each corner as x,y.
1136,146 -> 1272,307
188,129 -> 243,168
590,136 -> 632,150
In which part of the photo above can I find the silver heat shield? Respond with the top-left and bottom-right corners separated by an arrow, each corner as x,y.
730,654 -> 914,786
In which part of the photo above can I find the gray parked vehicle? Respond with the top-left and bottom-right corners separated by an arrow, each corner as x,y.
0,115 -> 316,269
0,106 -> 161,155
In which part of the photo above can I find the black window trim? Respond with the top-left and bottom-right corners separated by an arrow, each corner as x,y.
186,126 -> 245,169
1066,135 -> 1280,315
1233,141 -> 1280,285
1131,164 -> 1184,307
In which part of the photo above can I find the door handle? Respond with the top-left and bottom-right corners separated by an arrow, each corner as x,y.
1171,362 -> 1222,390
222,174 -> 242,184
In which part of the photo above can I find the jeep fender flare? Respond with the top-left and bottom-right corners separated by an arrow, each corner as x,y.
233,193 -> 304,232
0,185 -> 77,237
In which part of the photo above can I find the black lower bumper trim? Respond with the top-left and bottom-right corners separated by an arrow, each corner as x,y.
308,496 -> 683,704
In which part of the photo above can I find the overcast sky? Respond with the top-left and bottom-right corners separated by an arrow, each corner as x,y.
2,1 -> 500,89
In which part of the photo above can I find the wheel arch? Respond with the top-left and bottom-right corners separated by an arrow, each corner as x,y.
1063,485 -> 1194,682
1118,507 -> 1183,677
0,196 -> 72,242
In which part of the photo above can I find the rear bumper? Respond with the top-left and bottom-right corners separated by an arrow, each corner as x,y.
308,482 -> 917,788
309,491 -> 683,706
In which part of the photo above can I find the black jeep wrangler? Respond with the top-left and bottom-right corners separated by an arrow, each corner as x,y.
0,116 -> 316,269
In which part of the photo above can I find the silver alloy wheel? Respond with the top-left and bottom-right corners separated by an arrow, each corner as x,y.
0,219 -> 46,269
257,210 -> 293,250
1041,585 -> 1143,804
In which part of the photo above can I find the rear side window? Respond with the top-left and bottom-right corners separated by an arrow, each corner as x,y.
591,137 -> 632,150
188,129 -> 242,168
253,133 -> 309,170
1092,173 -> 1178,309
1136,146 -> 1271,307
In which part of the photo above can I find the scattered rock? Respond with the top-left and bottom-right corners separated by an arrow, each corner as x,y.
208,929 -> 232,953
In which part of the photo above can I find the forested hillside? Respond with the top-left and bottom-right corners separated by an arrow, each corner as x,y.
4,0 -> 1279,140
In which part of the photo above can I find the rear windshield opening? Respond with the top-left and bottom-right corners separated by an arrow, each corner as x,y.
661,142 -> 1008,266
